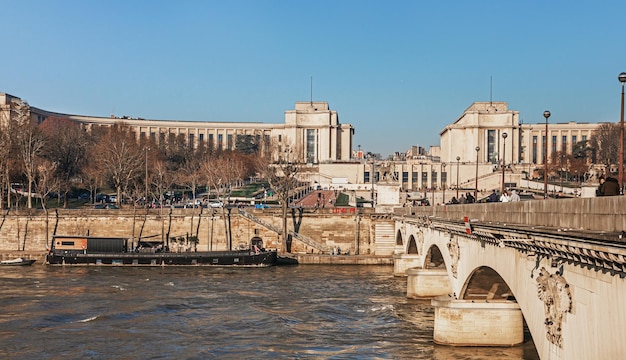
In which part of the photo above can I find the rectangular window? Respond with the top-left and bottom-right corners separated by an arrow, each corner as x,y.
431,171 -> 438,187
552,135 -> 557,153
364,171 -> 371,183
208,134 -> 214,149
442,171 -> 447,186
422,172 -> 428,187
572,135 -> 576,144
227,134 -> 233,150
562,135 -> 567,152
199,134 -> 204,141
306,129 -> 316,163
188,133 -> 195,149
532,135 -> 537,164
487,130 -> 496,163
218,134 -> 223,149
582,135 -> 587,142
411,172 -> 418,182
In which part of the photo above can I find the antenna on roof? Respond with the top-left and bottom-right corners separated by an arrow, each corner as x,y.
490,76 -> 493,106
310,76 -> 313,106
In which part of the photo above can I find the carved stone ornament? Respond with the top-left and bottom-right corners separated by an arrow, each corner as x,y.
536,267 -> 572,348
446,237 -> 460,278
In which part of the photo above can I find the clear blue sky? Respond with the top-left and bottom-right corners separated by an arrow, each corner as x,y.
2,0 -> 626,157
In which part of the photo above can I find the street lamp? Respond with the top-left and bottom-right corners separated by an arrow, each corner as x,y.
543,111 -> 551,198
442,162 -> 447,204
456,155 -> 460,199
474,146 -> 480,200
145,146 -> 150,206
617,72 -> 626,194
501,132 -> 507,194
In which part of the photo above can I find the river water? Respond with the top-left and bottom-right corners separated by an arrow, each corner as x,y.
0,265 -> 539,359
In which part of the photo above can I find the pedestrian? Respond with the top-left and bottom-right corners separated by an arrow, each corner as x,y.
500,190 -> 510,202
601,175 -> 620,196
509,189 -> 521,202
488,190 -> 499,203
596,176 -> 606,196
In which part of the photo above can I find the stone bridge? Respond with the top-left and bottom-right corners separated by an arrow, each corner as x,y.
392,196 -> 626,359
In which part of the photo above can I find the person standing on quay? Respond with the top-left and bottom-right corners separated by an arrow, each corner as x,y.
601,175 -> 620,196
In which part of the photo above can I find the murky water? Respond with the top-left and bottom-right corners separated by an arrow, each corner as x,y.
0,265 -> 538,359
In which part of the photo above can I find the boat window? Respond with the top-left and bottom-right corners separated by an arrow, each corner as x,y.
61,241 -> 75,246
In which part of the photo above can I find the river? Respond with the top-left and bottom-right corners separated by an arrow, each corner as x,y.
0,265 -> 539,359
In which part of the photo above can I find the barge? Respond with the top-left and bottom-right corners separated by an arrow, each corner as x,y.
46,235 -> 277,267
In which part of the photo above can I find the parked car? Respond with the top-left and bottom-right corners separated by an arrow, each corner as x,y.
208,201 -> 224,208
255,203 -> 270,209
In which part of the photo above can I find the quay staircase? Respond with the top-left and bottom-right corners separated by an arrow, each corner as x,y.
238,209 -> 329,253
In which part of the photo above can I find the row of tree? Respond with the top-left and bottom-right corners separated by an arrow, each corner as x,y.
0,100 -> 281,212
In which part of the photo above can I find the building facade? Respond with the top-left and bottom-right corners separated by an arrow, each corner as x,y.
0,93 -> 354,164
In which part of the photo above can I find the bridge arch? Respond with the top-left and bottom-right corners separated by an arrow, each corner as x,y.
407,235 -> 419,254
423,244 -> 445,269
460,266 -> 514,301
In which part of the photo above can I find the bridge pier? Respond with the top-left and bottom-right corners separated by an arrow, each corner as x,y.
431,296 -> 523,347
406,267 -> 451,298
393,253 -> 421,276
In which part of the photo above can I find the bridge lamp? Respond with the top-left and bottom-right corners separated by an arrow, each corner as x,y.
501,132 -> 508,194
543,111 -> 551,199
474,146 -> 480,200
619,72 -> 626,194
456,156 -> 460,199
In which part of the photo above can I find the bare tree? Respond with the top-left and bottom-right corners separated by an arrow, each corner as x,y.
255,144 -> 301,253
13,100 -> 46,209
589,123 -> 619,170
33,157 -> 60,247
91,123 -> 143,207
39,116 -> 89,208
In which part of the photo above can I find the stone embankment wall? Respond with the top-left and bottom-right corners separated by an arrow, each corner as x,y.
398,196 -> 626,233
0,208 -> 376,255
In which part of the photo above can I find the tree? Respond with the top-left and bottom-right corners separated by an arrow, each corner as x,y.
255,144 -> 301,253
91,123 -> 143,207
235,134 -> 259,154
13,100 -> 46,209
589,123 -> 619,170
203,152 -> 247,249
39,117 -> 89,208
33,157 -> 60,247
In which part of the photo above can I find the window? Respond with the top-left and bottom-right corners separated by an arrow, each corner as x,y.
227,134 -> 233,150
188,133 -> 194,149
364,171 -> 370,183
218,134 -> 223,149
306,129 -> 316,163
487,130 -> 497,163
411,172 -> 418,182
552,136 -> 557,153
562,135 -> 567,152
532,135 -> 537,164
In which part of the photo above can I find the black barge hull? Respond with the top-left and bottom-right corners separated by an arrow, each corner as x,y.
46,250 -> 278,267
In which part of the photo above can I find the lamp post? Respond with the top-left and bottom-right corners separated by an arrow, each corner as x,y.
543,110 -> 551,198
501,132 -> 507,194
145,146 -> 150,206
442,163 -> 447,204
456,156 -> 460,199
474,146 -> 480,200
619,72 -> 626,194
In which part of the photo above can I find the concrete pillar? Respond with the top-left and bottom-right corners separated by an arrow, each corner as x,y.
406,268 -> 452,299
431,296 -> 523,347
393,253 -> 421,276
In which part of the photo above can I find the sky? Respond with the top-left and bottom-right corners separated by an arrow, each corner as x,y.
2,1 -> 626,157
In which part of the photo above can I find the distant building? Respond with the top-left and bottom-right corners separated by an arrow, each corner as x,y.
0,93 -> 354,164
